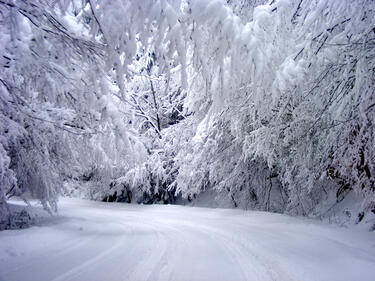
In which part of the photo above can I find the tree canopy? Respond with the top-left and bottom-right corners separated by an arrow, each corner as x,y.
1,0 -> 374,229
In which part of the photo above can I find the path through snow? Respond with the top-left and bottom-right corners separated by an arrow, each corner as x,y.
0,198 -> 374,281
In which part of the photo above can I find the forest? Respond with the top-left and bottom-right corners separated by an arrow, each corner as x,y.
1,0 -> 375,230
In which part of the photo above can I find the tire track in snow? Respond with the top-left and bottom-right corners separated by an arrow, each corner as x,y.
121,219 -> 179,281
200,224 -> 297,281
147,218 -> 297,281
50,230 -> 128,281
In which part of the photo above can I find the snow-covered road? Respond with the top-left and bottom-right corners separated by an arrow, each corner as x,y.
1,198 -> 374,281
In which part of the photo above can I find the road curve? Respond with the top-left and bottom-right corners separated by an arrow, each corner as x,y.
0,198 -> 374,281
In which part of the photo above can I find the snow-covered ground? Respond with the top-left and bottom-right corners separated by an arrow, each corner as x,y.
0,198 -> 374,281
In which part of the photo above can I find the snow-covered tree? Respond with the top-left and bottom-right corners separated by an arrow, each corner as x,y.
0,0 -> 142,228
1,0 -> 374,229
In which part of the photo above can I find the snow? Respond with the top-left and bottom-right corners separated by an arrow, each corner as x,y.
1,198 -> 374,281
